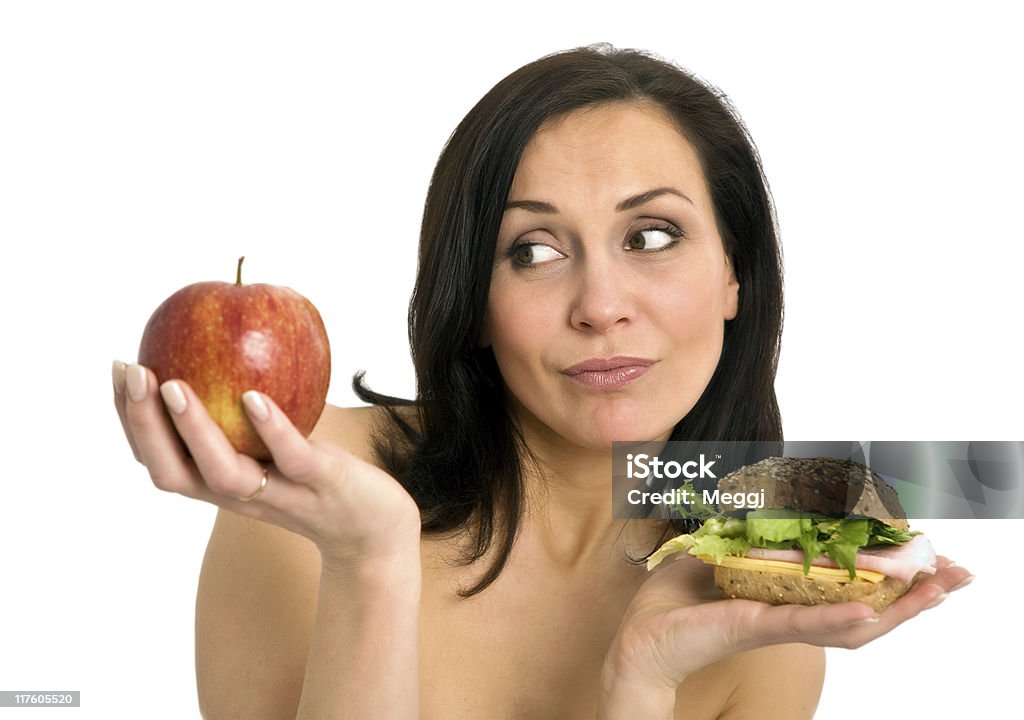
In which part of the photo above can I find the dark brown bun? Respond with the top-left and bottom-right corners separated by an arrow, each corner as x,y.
715,456 -> 909,530
713,565 -> 916,613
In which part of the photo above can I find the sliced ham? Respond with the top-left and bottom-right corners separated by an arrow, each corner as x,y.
745,534 -> 938,583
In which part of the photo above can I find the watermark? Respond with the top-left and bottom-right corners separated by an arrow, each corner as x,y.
625,486 -> 765,511
625,452 -> 718,481
612,440 -> 1024,520
0,691 -> 80,707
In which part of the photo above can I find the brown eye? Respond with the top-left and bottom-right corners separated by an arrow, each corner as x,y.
514,244 -> 536,265
626,225 -> 683,251
627,233 -> 647,250
509,242 -> 565,266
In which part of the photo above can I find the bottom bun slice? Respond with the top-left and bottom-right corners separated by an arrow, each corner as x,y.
713,564 -> 917,613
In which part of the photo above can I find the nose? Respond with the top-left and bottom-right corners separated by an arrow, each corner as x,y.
568,254 -> 636,333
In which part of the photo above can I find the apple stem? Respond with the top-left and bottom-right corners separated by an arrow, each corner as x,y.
236,256 -> 245,286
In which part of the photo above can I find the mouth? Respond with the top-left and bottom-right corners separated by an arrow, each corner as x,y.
561,356 -> 655,390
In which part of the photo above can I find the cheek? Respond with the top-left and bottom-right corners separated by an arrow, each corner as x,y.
654,263 -> 728,333
649,267 -> 730,395
485,283 -> 556,375
679,285 -> 725,340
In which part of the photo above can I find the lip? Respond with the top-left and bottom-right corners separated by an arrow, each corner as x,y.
561,356 -> 655,390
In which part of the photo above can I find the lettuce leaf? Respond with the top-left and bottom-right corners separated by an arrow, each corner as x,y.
696,517 -> 747,540
672,480 -> 722,522
689,535 -> 753,565
823,519 -> 871,579
646,535 -> 696,570
647,511 -> 919,576
797,523 -> 826,574
870,523 -> 919,545
745,511 -> 805,544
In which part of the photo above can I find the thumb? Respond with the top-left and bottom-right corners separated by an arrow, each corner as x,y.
241,390 -> 330,485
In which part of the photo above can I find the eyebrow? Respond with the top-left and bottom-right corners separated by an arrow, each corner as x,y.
504,187 -> 694,214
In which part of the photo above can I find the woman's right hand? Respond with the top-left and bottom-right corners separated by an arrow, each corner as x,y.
112,360 -> 421,570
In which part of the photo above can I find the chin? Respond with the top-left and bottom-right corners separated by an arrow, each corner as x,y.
509,391 -> 689,452
567,405 -> 679,450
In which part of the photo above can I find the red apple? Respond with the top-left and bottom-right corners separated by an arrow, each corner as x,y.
138,257 -> 331,460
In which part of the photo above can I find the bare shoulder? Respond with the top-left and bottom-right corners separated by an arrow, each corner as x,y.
675,643 -> 825,720
195,403 -> 402,718
309,403 -> 391,466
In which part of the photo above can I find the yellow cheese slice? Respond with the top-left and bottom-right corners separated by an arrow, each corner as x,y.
698,555 -> 886,584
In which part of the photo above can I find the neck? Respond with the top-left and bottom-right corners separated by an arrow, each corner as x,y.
516,417 -> 665,570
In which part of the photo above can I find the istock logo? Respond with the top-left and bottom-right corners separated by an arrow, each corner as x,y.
625,453 -> 717,483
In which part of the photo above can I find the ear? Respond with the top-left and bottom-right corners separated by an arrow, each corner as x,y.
723,256 -> 740,321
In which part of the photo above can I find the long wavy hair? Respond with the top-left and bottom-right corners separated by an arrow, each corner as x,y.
355,44 -> 784,596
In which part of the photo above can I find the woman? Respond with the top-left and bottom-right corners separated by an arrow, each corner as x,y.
112,45 -> 970,719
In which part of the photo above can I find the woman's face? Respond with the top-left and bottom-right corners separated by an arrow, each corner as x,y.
484,101 -> 739,450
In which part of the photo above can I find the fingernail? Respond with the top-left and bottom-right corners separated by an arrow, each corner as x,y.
112,360 -> 126,395
160,380 -> 187,415
242,390 -> 269,422
851,616 -> 880,627
952,575 -> 975,592
126,364 -> 148,402
923,591 -> 949,610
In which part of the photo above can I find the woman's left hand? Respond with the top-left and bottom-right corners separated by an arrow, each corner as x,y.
598,553 -> 972,717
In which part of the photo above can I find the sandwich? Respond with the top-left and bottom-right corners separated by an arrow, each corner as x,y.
646,457 -> 938,612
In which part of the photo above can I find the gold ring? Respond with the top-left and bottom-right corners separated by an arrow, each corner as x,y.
238,467 -> 269,503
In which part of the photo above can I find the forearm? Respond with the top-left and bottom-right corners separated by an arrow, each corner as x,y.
296,553 -> 421,720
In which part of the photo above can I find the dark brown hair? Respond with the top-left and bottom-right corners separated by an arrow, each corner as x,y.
355,43 -> 784,595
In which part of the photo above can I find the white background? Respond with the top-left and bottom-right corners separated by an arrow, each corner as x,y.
2,1 -> 1021,717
